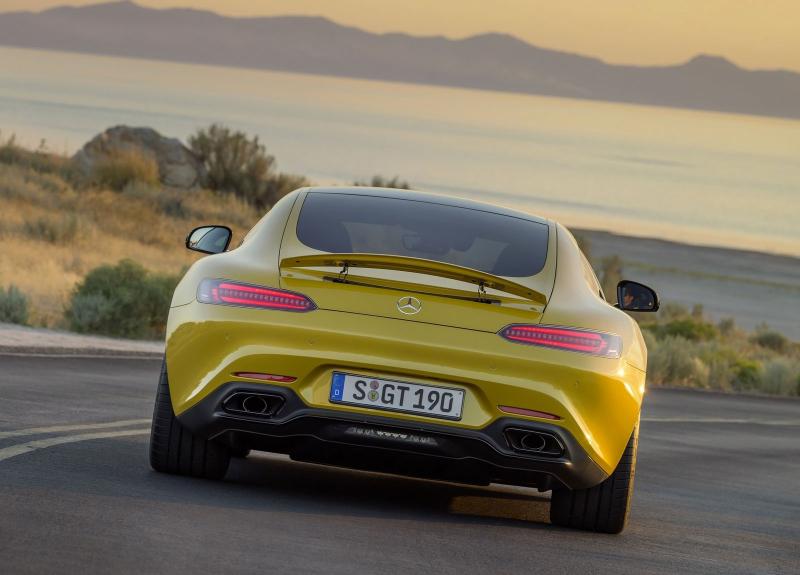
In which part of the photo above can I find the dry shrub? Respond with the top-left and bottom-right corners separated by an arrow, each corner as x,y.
92,148 -> 160,191
188,124 -> 308,209
23,213 -> 82,243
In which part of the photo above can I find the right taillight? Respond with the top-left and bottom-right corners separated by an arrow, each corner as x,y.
197,279 -> 316,312
499,324 -> 621,358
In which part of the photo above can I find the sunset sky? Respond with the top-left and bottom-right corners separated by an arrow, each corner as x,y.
5,0 -> 800,72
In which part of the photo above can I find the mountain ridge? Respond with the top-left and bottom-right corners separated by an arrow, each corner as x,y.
2,0 -> 799,119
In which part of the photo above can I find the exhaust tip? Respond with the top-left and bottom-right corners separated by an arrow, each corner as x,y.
241,395 -> 269,414
519,433 -> 546,452
504,428 -> 565,457
222,392 -> 284,418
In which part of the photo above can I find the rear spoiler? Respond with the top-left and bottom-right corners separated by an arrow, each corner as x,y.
280,253 -> 547,305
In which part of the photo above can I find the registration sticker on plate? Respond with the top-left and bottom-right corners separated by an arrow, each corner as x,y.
329,372 -> 465,421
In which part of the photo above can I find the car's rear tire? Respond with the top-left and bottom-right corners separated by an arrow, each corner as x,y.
549,425 -> 638,534
149,359 -> 231,479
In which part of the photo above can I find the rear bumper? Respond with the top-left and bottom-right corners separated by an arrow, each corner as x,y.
166,302 -> 644,476
177,382 -> 608,490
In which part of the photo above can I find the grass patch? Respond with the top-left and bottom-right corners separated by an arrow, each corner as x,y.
23,214 -> 82,243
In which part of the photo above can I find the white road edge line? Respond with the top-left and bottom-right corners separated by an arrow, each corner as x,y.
641,417 -> 800,426
0,429 -> 150,463
0,419 -> 151,439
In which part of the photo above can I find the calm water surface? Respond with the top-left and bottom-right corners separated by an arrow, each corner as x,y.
1,46 -> 798,256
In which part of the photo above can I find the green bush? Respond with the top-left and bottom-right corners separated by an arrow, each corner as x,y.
0,284 -> 28,325
92,148 -> 160,191
189,124 -> 307,209
645,335 -> 708,387
66,259 -> 179,339
731,359 -> 762,391
761,359 -> 800,396
751,330 -> 789,353
696,343 -> 738,390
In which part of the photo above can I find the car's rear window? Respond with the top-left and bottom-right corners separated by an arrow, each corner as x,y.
296,193 -> 549,277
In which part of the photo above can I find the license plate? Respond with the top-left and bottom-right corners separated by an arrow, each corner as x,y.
329,372 -> 465,420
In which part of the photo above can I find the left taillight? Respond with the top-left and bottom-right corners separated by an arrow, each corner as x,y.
499,324 -> 621,358
197,279 -> 316,312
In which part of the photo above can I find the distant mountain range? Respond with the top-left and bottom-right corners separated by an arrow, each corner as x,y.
2,1 -> 799,119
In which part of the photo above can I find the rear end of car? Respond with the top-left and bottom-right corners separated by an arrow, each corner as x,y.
156,187 -> 645,532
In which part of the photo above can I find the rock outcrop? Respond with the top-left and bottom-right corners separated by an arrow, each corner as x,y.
73,126 -> 206,188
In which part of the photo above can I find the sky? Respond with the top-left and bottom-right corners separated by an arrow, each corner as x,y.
4,0 -> 799,72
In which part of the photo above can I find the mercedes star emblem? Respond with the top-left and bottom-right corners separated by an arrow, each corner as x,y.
396,296 -> 422,315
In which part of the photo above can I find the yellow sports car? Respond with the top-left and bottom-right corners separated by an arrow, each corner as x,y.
149,187 -> 658,534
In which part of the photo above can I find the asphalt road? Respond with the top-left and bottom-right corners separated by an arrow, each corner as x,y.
0,355 -> 798,575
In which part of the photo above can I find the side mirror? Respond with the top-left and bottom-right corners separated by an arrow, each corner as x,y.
186,225 -> 232,255
616,280 -> 659,312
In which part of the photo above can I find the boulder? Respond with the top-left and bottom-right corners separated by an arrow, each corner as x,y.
73,125 -> 207,188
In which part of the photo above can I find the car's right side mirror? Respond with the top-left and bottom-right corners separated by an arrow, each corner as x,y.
616,280 -> 659,312
186,225 -> 232,255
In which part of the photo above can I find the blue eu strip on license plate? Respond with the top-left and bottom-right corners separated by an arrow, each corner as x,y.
330,372 -> 346,402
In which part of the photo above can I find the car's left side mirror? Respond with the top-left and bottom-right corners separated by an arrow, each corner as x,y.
186,225 -> 232,255
616,280 -> 659,312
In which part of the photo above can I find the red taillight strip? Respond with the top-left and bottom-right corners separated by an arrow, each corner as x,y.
499,405 -> 561,420
504,326 -> 607,353
197,279 -> 316,312
218,283 -> 307,300
499,324 -> 621,358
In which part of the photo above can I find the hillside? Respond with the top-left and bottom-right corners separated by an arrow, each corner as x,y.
0,145 -> 259,326
1,1 -> 799,119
